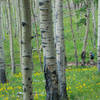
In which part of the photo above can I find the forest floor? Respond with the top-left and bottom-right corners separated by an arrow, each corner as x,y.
0,66 -> 100,100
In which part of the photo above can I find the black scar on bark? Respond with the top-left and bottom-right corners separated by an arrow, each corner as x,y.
0,69 -> 7,83
39,2 -> 44,6
30,92 -> 32,95
46,56 -> 55,59
21,40 -> 24,44
42,42 -> 47,45
52,71 -> 56,75
26,84 -> 28,86
44,56 -> 46,73
41,30 -> 46,33
31,36 -> 35,39
23,55 -> 31,58
98,46 -> 100,52
81,51 -> 86,59
24,68 -> 30,70
44,56 -> 59,100
45,0 -> 49,3
24,88 -> 26,92
42,45 -> 46,48
28,77 -> 31,81
22,22 -> 27,27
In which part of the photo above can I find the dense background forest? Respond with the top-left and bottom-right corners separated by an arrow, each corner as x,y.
0,0 -> 100,100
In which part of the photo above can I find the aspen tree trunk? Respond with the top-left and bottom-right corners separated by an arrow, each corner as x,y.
1,4 -> 5,40
39,0 -> 59,99
5,3 -> 9,34
18,0 -> 22,66
12,0 -> 17,38
52,0 -> 56,44
21,0 -> 33,100
81,1 -> 90,65
97,0 -> 100,72
0,2 -> 6,83
31,0 -> 43,71
55,0 -> 68,100
82,5 -> 90,51
7,0 -> 15,74
91,0 -> 97,48
14,0 -> 19,38
67,0 -> 78,67
72,0 -> 79,32
34,0 -> 40,23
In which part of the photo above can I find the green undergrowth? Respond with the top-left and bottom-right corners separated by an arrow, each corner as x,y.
0,66 -> 100,100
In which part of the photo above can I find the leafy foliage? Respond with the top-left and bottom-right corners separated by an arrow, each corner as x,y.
76,18 -> 86,27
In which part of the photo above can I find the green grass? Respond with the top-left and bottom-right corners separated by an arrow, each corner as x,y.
0,66 -> 100,100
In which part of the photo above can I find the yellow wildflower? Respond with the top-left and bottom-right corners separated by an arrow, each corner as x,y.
4,97 -> 8,100
7,86 -> 13,90
83,83 -> 86,87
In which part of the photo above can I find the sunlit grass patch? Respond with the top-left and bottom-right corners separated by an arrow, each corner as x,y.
66,66 -> 100,100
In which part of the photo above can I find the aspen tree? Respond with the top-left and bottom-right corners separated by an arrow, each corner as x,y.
18,0 -> 22,66
21,0 -> 33,100
67,0 -> 78,67
7,0 -> 15,74
39,0 -> 59,99
31,0 -> 43,71
97,0 -> 100,72
91,0 -> 97,48
0,2 -> 6,83
81,0 -> 90,66
55,0 -> 68,100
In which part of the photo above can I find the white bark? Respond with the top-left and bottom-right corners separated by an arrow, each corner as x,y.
39,0 -> 59,99
1,4 -> 5,40
21,0 -> 33,100
91,0 -> 97,48
55,0 -> 68,100
0,2 -> 6,83
18,0 -> 22,66
7,0 -> 15,74
5,3 -> 9,34
52,0 -> 56,44
97,0 -> 100,72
